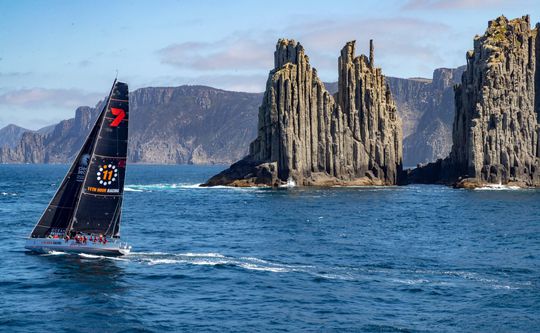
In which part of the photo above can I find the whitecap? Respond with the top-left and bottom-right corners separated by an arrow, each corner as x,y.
239,263 -> 290,272
147,258 -> 181,265
124,187 -> 144,192
239,256 -> 270,264
392,278 -> 430,285
178,252 -> 225,258
474,183 -> 524,191
145,257 -> 228,266
130,251 -> 170,256
42,250 -> 67,256
78,253 -> 128,261
312,272 -> 355,281
190,259 -> 229,266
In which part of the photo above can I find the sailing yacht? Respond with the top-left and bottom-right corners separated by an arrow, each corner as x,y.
25,80 -> 132,255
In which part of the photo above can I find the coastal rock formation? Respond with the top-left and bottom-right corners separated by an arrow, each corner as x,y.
0,124 -> 29,149
0,86 -> 261,164
128,86 -> 260,164
326,67 -> 465,167
0,106 -> 101,163
411,15 -> 540,187
2,70 -> 465,167
394,67 -> 465,166
204,39 -> 403,186
0,131 -> 45,163
451,15 -> 540,186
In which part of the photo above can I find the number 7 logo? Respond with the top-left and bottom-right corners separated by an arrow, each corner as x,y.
110,108 -> 125,127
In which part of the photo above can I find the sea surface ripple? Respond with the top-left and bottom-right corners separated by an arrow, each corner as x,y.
0,164 -> 539,332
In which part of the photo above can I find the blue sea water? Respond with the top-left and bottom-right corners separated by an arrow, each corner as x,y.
0,164 -> 539,332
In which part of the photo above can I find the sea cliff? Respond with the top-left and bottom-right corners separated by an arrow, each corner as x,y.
410,15 -> 540,188
204,39 -> 403,187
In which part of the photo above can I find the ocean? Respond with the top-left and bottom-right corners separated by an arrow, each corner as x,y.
0,164 -> 539,332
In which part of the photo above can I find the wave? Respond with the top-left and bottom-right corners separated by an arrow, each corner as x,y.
474,184 -> 524,191
124,187 -> 144,192
124,251 -> 362,280
42,250 -> 68,256
392,278 -> 431,285
1,192 -> 17,196
128,251 -> 334,276
124,183 -> 269,192
238,263 -> 290,273
178,252 -> 225,258
124,184 -> 181,192
78,253 -> 128,261
34,248 -> 533,289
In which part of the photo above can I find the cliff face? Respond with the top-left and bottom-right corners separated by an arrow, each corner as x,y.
0,131 -> 45,163
448,15 -> 540,186
129,86 -> 260,164
248,40 -> 338,183
399,67 -> 465,166
0,86 -> 261,165
0,124 -> 30,149
411,15 -> 540,187
0,107 -> 97,163
328,67 -> 465,167
336,41 -> 402,184
204,39 -> 403,186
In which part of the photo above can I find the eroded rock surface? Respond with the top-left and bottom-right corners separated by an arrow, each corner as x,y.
410,15 -> 540,187
204,39 -> 403,187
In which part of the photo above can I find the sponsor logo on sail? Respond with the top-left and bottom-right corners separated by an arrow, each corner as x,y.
76,154 -> 91,182
97,164 -> 118,186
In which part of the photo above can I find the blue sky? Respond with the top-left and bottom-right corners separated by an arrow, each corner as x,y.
0,0 -> 538,129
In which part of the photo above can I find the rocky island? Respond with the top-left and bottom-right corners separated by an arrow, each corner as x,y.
410,15 -> 540,188
203,39 -> 403,187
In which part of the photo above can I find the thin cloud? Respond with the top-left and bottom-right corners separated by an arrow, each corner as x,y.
156,16 -> 450,87
402,0 -> 509,10
291,17 -> 448,53
0,88 -> 101,109
283,17 -> 450,79
0,71 -> 33,78
158,37 -> 273,71
78,60 -> 92,67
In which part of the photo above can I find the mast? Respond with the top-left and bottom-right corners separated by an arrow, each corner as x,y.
68,80 -> 129,237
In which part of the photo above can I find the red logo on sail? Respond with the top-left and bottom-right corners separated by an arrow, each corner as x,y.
110,108 -> 125,127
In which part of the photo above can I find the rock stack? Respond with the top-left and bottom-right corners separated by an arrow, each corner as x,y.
410,15 -> 540,187
451,15 -> 540,187
204,39 -> 403,187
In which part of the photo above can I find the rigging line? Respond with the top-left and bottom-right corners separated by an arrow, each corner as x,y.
28,105 -> 106,238
67,81 -> 116,234
105,198 -> 122,236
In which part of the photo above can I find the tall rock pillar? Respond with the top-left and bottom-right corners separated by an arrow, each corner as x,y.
447,15 -> 540,186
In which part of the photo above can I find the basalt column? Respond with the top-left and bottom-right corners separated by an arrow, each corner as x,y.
337,40 -> 402,184
204,39 -> 403,187
447,15 -> 540,186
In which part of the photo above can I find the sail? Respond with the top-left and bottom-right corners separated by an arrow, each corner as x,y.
70,81 -> 129,237
29,104 -> 106,238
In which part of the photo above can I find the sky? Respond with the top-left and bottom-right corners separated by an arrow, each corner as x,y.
0,0 -> 538,130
